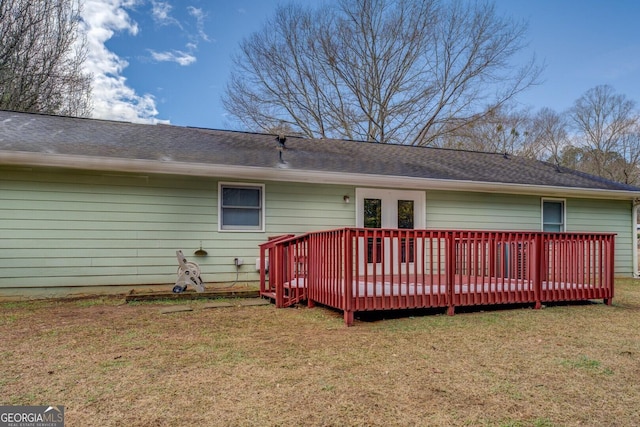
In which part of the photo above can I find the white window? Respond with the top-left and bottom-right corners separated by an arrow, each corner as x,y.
219,183 -> 265,231
542,198 -> 565,232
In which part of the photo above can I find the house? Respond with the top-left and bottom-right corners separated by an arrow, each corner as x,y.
1,109 -> 639,300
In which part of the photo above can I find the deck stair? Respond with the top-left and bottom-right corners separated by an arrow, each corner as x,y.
259,234 -> 308,308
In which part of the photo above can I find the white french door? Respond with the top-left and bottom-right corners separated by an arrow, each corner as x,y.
356,189 -> 425,275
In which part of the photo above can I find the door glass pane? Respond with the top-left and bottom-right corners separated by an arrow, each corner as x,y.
364,198 -> 381,228
364,198 -> 382,263
398,200 -> 415,263
398,200 -> 414,229
367,237 -> 382,264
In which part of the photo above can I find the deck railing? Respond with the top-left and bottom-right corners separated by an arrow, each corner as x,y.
260,228 -> 615,325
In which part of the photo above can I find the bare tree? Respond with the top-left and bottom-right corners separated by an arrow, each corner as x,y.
434,104 -> 541,157
616,125 -> 640,185
223,0 -> 541,145
0,0 -> 91,116
569,85 -> 640,184
527,107 -> 570,163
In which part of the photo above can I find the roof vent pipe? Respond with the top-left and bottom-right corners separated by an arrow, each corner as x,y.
276,134 -> 287,164
277,134 -> 286,148
554,162 -> 563,173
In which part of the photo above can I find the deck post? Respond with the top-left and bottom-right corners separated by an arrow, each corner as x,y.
343,228 -> 354,326
446,231 -> 456,316
304,235 -> 317,308
344,310 -> 354,326
274,245 -> 284,308
259,245 -> 267,295
605,235 -> 615,305
534,233 -> 543,310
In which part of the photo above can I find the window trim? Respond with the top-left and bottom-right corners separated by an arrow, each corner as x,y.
218,182 -> 265,232
541,197 -> 566,232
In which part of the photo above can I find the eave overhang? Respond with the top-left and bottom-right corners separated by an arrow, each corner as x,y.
2,151 -> 639,201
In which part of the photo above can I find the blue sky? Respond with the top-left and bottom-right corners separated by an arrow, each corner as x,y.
82,0 -> 640,129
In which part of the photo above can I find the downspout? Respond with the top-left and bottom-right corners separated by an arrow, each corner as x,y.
634,200 -> 640,278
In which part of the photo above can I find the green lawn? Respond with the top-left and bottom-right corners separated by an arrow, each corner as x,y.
1,279 -> 639,426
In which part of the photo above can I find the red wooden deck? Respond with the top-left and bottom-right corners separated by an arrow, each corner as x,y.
259,228 -> 615,326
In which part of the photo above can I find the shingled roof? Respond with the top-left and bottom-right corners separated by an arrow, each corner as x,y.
1,109 -> 639,199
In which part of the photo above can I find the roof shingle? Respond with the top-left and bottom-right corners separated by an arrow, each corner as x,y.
1,109 -> 638,193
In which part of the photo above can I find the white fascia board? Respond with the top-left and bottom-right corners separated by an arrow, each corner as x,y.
2,151 -> 639,200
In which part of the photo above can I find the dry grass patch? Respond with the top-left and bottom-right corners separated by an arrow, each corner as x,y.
1,281 -> 639,426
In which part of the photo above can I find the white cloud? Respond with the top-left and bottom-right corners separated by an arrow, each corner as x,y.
80,0 -> 165,124
187,6 -> 210,42
151,1 -> 182,28
149,49 -> 197,66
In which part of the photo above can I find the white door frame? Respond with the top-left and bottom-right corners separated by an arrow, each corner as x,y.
355,188 -> 426,275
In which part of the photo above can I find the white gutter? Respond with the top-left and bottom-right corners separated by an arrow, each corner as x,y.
2,150 -> 640,200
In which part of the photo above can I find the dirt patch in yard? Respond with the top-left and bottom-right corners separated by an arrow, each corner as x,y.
1,284 -> 640,426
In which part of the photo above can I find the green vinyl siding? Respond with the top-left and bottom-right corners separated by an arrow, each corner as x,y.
1,166 -> 634,298
425,191 -> 540,230
566,198 -> 633,276
266,182 -> 354,234
425,190 -> 634,275
1,168 -> 216,293
0,167 -> 355,297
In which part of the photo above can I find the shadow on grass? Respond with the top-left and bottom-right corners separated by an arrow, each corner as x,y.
351,300 -> 599,323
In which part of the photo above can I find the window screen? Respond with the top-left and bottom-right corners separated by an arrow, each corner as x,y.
542,200 -> 564,232
220,184 -> 263,230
